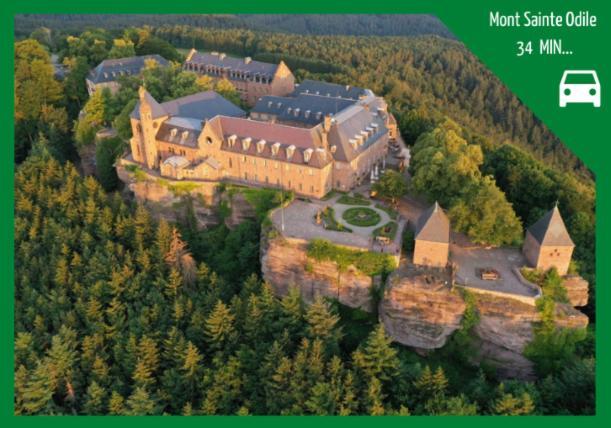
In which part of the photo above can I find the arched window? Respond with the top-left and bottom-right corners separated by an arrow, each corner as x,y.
206,136 -> 213,145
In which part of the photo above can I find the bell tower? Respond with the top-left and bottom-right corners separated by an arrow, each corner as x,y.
137,86 -> 166,170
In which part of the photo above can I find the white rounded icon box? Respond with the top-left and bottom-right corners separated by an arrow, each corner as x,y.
559,70 -> 601,107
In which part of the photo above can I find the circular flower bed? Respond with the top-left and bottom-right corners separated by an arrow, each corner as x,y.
342,207 -> 382,227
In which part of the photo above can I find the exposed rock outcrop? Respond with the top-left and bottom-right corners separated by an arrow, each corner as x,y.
260,231 -> 590,380
563,275 -> 589,307
226,192 -> 258,228
261,234 -> 373,310
473,294 -> 588,380
380,267 -> 465,349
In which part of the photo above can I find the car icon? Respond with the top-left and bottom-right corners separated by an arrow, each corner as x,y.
559,70 -> 600,107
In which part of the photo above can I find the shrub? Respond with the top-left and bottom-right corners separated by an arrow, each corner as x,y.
342,207 -> 381,227
307,239 -> 395,276
319,207 -> 352,233
373,222 -> 398,240
337,193 -> 371,206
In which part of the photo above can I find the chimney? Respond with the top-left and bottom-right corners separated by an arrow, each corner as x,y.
323,114 -> 332,132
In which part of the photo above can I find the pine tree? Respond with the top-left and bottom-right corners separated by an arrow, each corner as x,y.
108,391 -> 125,415
22,361 -> 54,415
125,387 -> 157,415
493,388 -> 535,415
204,300 -> 236,351
182,341 -> 202,379
305,296 -> 341,353
414,366 -> 448,400
352,324 -> 399,382
82,381 -> 107,414
366,377 -> 386,416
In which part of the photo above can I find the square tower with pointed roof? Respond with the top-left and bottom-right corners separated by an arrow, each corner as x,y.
522,205 -> 575,275
413,202 -> 450,268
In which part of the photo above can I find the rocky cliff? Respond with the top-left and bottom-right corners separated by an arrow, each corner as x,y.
260,231 -> 589,380
380,267 -> 465,349
261,233 -> 374,311
473,294 -> 588,379
563,275 -> 589,307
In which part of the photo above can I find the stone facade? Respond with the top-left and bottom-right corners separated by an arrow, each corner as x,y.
413,240 -> 449,268
522,206 -> 575,276
126,78 -> 392,199
413,202 -> 450,268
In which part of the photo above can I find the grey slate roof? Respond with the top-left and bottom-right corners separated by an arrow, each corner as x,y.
156,122 -> 199,148
326,105 -> 388,163
252,93 -> 356,126
88,55 -> 169,84
415,202 -> 450,244
131,90 -> 245,121
186,51 -> 278,80
527,206 -> 574,247
293,79 -> 369,100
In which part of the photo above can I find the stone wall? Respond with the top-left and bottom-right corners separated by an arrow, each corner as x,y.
413,240 -> 449,268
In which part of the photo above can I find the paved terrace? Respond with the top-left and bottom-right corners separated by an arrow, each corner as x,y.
451,245 -> 539,297
271,194 -> 406,254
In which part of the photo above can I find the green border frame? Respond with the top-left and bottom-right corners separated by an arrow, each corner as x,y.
3,0 -> 609,424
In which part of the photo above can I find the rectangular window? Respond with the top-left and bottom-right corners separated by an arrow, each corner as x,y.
243,156 -> 247,163
309,169 -> 314,176
274,162 -> 278,169
299,183 -> 303,191
229,158 -> 233,168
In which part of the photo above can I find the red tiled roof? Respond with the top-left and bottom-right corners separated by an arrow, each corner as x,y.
211,116 -> 321,149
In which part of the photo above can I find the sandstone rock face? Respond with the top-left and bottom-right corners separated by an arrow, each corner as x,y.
261,235 -> 373,310
226,192 -> 258,228
117,164 -> 220,228
563,275 -> 589,307
472,294 -> 589,380
259,224 -> 590,381
380,270 -> 465,349
472,294 -> 540,379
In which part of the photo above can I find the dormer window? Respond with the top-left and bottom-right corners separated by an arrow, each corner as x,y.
228,134 -> 237,147
316,112 -> 322,120
305,110 -> 310,119
271,142 -> 281,156
170,128 -> 178,139
181,131 -> 189,142
349,138 -> 358,150
303,148 -> 313,163
256,139 -> 266,153
268,101 -> 273,108
287,107 -> 292,114
286,145 -> 296,160
242,137 -> 252,151
330,145 -> 337,154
